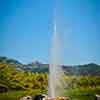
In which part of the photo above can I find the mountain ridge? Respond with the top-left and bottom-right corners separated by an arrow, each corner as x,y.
0,56 -> 100,75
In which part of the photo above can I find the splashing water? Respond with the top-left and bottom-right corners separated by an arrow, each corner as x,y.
48,23 -> 65,98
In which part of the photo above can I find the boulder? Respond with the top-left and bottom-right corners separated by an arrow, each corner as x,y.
96,94 -> 100,100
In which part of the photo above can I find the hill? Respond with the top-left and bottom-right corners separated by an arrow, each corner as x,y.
0,56 -> 100,76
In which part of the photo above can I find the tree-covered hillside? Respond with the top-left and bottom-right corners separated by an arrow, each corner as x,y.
0,62 -> 48,93
0,56 -> 100,100
0,56 -> 100,75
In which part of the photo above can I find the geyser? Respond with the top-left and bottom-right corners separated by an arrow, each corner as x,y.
48,23 -> 65,98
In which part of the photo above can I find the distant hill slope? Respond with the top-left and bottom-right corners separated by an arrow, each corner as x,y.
0,56 -> 100,75
62,63 -> 100,76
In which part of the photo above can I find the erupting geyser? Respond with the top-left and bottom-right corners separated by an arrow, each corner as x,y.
48,23 -> 65,98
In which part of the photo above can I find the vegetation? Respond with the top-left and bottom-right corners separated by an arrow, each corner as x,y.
0,56 -> 100,100
64,76 -> 100,100
0,63 -> 48,92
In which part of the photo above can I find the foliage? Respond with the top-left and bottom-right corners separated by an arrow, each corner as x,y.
0,63 -> 48,92
0,56 -> 100,100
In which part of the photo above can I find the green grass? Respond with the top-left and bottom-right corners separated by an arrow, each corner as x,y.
0,89 -> 46,100
0,88 -> 100,100
64,87 -> 100,100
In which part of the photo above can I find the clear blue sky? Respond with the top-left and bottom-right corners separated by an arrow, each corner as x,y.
0,0 -> 100,65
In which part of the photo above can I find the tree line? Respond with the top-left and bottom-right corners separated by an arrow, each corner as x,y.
0,62 -> 100,93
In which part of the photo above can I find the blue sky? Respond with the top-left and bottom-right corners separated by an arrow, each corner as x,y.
0,0 -> 100,65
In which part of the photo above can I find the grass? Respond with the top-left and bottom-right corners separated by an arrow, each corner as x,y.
0,89 -> 46,100
64,87 -> 100,100
0,88 -> 100,100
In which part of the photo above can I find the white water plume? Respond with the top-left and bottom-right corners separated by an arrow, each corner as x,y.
48,23 -> 66,98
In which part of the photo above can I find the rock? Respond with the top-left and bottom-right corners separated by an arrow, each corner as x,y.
20,96 -> 33,100
19,94 -> 69,100
47,97 -> 69,100
96,94 -> 100,100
